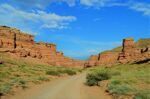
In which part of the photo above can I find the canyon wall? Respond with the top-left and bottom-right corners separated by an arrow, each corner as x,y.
1,26 -> 149,68
0,26 -> 85,68
118,38 -> 150,63
85,38 -> 150,67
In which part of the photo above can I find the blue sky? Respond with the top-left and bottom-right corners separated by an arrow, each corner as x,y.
0,0 -> 150,59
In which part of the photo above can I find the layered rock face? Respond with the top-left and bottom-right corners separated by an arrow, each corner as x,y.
85,55 -> 98,67
1,26 -> 149,68
85,38 -> 150,67
0,26 -> 34,49
85,52 -> 119,67
96,52 -> 119,66
0,26 -> 85,67
118,38 -> 150,63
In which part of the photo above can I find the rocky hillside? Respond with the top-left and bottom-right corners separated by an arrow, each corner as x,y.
0,26 -> 149,68
85,38 -> 150,67
0,26 -> 85,68
101,38 -> 150,54
136,38 -> 150,48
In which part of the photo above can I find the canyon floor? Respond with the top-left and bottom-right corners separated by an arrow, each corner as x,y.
3,73 -> 111,99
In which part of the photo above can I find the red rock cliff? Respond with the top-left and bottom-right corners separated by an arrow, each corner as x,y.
85,38 -> 150,67
0,26 -> 85,68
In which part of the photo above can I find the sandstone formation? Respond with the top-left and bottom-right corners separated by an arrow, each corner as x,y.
118,38 -> 150,63
84,55 -> 98,67
0,26 -> 85,67
85,38 -> 150,67
1,26 -> 149,68
96,52 -> 119,66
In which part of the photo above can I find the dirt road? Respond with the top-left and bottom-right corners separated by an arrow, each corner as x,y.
5,73 -> 111,99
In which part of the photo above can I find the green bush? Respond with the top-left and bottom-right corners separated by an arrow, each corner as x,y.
108,80 -> 135,95
19,79 -> 26,85
0,64 -> 5,67
0,84 -> 12,95
134,90 -> 150,99
18,79 -> 27,89
86,75 -> 98,86
86,69 -> 111,86
63,69 -> 76,75
46,70 -> 60,76
37,76 -> 49,81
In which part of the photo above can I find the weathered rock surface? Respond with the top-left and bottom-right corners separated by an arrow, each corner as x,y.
85,38 -> 150,67
96,52 -> 119,66
85,55 -> 98,67
1,26 -> 149,68
118,38 -> 150,63
0,26 -> 85,67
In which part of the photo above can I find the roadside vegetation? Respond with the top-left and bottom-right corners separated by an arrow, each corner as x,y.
86,63 -> 150,99
0,53 -> 80,96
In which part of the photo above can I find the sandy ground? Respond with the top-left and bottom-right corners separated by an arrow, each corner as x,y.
3,73 -> 112,99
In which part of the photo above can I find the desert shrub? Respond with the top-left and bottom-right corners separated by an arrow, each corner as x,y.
0,83 -> 12,95
111,71 -> 121,76
32,79 -> 41,84
86,69 -> 111,86
0,72 -> 10,81
86,75 -> 98,86
37,76 -> 49,81
63,69 -> 76,75
134,90 -> 150,99
18,64 -> 26,68
78,69 -> 83,73
108,80 -> 135,95
19,79 -> 26,85
11,78 -> 27,89
18,79 -> 27,89
0,63 -> 5,67
46,70 -> 60,76
11,78 -> 26,85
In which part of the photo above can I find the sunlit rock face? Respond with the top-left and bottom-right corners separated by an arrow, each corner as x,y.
0,26 -> 85,68
85,38 -> 150,67
1,26 -> 149,67
96,52 -> 119,66
0,26 -> 34,49
84,55 -> 98,67
118,38 -> 150,63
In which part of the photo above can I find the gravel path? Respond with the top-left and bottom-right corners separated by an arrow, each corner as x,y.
5,73 -> 112,99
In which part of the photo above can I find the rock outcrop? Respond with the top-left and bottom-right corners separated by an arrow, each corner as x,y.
0,26 -> 85,68
85,38 -> 150,67
118,38 -> 150,63
1,26 -> 149,68
96,52 -> 119,66
84,55 -> 98,67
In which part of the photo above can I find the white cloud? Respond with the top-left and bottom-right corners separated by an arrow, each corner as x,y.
80,0 -> 111,7
7,0 -> 150,17
129,2 -> 150,16
61,0 -> 76,7
80,0 -> 150,17
0,4 -> 76,29
10,0 -> 117,8
11,0 -> 76,9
